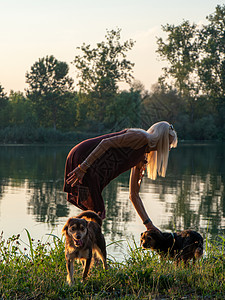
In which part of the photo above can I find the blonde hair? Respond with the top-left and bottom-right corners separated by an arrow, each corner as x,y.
146,121 -> 177,180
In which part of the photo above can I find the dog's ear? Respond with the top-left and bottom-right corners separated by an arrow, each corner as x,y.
82,218 -> 88,227
62,219 -> 70,235
62,225 -> 68,235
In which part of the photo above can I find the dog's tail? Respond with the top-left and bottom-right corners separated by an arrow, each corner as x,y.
75,210 -> 102,226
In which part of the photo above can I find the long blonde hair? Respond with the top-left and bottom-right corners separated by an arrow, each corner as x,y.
146,121 -> 177,180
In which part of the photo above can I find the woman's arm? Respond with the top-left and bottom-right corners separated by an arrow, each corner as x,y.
129,161 -> 159,231
66,130 -> 149,186
83,129 -> 149,167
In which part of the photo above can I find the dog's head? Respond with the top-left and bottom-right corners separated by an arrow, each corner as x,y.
62,217 -> 88,247
140,230 -> 165,249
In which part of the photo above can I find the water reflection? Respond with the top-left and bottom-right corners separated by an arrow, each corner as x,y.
0,142 -> 224,249
27,180 -> 69,224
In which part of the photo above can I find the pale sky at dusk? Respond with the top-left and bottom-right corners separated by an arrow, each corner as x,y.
1,0 -> 224,94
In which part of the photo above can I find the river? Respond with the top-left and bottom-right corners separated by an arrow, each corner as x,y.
0,142 -> 224,260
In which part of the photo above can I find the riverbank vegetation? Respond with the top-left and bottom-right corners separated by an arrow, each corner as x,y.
0,232 -> 224,299
1,5 -> 225,143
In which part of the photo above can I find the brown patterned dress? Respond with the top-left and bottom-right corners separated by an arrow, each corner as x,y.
64,130 -> 148,218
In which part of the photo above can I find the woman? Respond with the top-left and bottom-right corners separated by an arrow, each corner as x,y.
64,121 -> 177,231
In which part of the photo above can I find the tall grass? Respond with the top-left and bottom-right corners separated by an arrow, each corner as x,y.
0,231 -> 224,299
0,126 -> 96,144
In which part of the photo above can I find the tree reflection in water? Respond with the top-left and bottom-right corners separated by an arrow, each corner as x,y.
0,142 -> 224,244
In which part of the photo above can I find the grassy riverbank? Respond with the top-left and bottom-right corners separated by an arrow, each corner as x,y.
0,232 -> 224,299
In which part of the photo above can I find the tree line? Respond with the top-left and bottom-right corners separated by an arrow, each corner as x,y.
1,6 -> 225,142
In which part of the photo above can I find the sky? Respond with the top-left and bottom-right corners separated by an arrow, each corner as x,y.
1,0 -> 225,94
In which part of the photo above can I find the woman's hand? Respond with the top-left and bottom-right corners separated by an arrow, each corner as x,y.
66,167 -> 85,186
145,221 -> 160,232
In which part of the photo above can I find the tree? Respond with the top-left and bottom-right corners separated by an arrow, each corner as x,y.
26,55 -> 74,130
198,5 -> 225,99
197,5 -> 225,132
0,84 -> 10,128
141,84 -> 185,127
0,84 -> 8,108
156,21 -> 199,121
157,21 -> 198,96
73,28 -> 135,98
8,91 -> 35,127
73,28 -> 135,129
198,5 -> 225,132
155,6 -> 225,139
104,90 -> 142,131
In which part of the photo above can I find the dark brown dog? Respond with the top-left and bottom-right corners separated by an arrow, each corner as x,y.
140,229 -> 203,264
62,210 -> 107,284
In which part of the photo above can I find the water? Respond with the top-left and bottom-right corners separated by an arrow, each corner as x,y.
0,142 -> 225,261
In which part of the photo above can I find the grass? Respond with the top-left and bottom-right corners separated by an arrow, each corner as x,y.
0,126 -> 98,144
0,231 -> 224,300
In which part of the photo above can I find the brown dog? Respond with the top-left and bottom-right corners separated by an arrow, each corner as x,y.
62,210 -> 107,284
140,229 -> 203,264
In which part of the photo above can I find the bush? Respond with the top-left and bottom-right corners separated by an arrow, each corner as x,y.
0,126 -> 95,144
193,116 -> 217,140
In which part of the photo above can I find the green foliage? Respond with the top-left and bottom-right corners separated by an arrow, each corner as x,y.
8,91 -> 37,127
141,85 -> 185,127
140,84 -> 222,140
156,5 -> 225,133
74,89 -> 142,133
0,84 -> 10,128
75,92 -> 108,132
0,232 -> 224,299
198,5 -> 225,99
0,126 -> 89,144
26,55 -> 75,130
157,20 -> 198,98
26,55 -> 74,95
0,231 -> 67,299
72,28 -> 136,132
73,28 -> 135,98
2,12 -> 225,141
0,84 -> 8,108
104,90 -> 142,130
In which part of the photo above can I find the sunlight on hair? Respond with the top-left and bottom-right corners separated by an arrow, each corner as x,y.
146,121 -> 177,180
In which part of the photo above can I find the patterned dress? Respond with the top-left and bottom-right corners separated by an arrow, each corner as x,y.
63,130 -> 148,218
